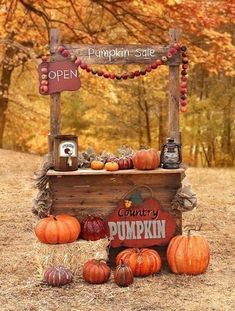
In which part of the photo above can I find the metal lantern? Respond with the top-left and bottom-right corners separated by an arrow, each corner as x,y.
160,138 -> 182,169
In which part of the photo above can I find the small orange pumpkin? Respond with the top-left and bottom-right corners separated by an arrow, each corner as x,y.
91,160 -> 104,170
104,161 -> 119,171
167,231 -> 210,275
116,248 -> 162,277
83,259 -> 111,284
35,215 -> 81,244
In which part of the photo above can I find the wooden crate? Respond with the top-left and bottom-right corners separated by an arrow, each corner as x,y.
47,168 -> 184,233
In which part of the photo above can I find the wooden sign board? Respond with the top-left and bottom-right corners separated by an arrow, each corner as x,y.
38,60 -> 81,95
107,197 -> 176,248
65,44 -> 181,65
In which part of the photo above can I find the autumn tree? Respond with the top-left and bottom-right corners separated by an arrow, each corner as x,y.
0,0 -> 234,165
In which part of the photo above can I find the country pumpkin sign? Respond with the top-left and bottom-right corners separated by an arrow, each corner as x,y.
107,189 -> 176,248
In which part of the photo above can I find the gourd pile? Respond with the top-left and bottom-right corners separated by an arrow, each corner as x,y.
35,214 -> 210,287
78,146 -> 160,171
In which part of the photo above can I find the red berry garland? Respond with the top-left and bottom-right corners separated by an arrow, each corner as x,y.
42,43 -> 189,112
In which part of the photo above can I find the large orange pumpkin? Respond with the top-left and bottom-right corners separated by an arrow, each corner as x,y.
83,259 -> 111,284
35,215 -> 81,244
116,248 -> 162,277
167,232 -> 210,275
133,149 -> 160,170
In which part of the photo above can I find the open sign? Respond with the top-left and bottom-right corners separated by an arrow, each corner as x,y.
38,60 -> 81,95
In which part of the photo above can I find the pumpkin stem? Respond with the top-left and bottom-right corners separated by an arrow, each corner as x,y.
53,216 -> 57,221
187,224 -> 202,236
97,258 -> 107,265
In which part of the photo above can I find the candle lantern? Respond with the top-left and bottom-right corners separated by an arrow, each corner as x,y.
53,135 -> 78,171
160,138 -> 182,169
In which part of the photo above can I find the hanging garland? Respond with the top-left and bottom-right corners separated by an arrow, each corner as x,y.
41,43 -> 188,112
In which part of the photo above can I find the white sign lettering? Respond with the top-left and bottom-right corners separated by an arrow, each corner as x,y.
108,220 -> 166,241
87,47 -> 157,62
48,69 -> 78,82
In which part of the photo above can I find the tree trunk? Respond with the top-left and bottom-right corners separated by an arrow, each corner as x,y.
0,46 -> 15,148
140,80 -> 152,146
222,95 -> 232,156
143,98 -> 151,146
137,99 -> 143,147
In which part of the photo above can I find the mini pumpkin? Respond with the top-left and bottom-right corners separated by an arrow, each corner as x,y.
114,260 -> 134,287
104,161 -> 119,171
167,232 -> 210,275
35,215 -> 81,244
116,248 -> 162,277
91,160 -> 104,170
43,266 -> 73,287
133,148 -> 160,170
81,215 -> 108,241
83,259 -> 111,284
117,157 -> 133,170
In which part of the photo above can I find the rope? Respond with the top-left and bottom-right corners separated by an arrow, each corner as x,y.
121,184 -> 153,199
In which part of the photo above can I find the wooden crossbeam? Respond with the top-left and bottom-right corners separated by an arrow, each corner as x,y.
64,44 -> 181,65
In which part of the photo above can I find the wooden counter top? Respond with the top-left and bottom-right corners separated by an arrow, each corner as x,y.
47,168 -> 185,176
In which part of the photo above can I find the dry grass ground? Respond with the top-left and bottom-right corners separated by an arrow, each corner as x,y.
0,148 -> 234,311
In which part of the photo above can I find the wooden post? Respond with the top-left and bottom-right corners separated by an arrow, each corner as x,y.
48,28 -> 61,154
168,28 -> 181,144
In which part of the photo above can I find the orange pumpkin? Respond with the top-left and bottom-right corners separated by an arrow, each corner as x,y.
133,148 -> 160,170
91,160 -> 104,170
35,215 -> 81,244
83,259 -> 111,284
104,161 -> 119,171
167,232 -> 210,275
116,248 -> 162,277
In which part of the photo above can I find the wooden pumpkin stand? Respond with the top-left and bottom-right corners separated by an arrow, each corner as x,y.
45,28 -> 186,264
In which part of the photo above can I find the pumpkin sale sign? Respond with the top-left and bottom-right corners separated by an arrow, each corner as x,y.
107,192 -> 176,248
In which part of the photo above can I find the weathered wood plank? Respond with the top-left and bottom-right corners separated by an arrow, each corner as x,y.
64,44 -> 181,65
49,176 -> 181,193
168,28 -> 181,143
49,29 -> 62,156
50,181 -> 179,196
50,29 -> 61,137
47,168 -> 185,176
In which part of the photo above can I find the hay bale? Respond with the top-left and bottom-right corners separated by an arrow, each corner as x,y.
34,238 -> 110,279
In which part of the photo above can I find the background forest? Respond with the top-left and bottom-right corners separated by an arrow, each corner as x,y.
0,0 -> 234,167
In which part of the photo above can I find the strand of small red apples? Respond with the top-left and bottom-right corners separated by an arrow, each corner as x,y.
42,43 -> 189,112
